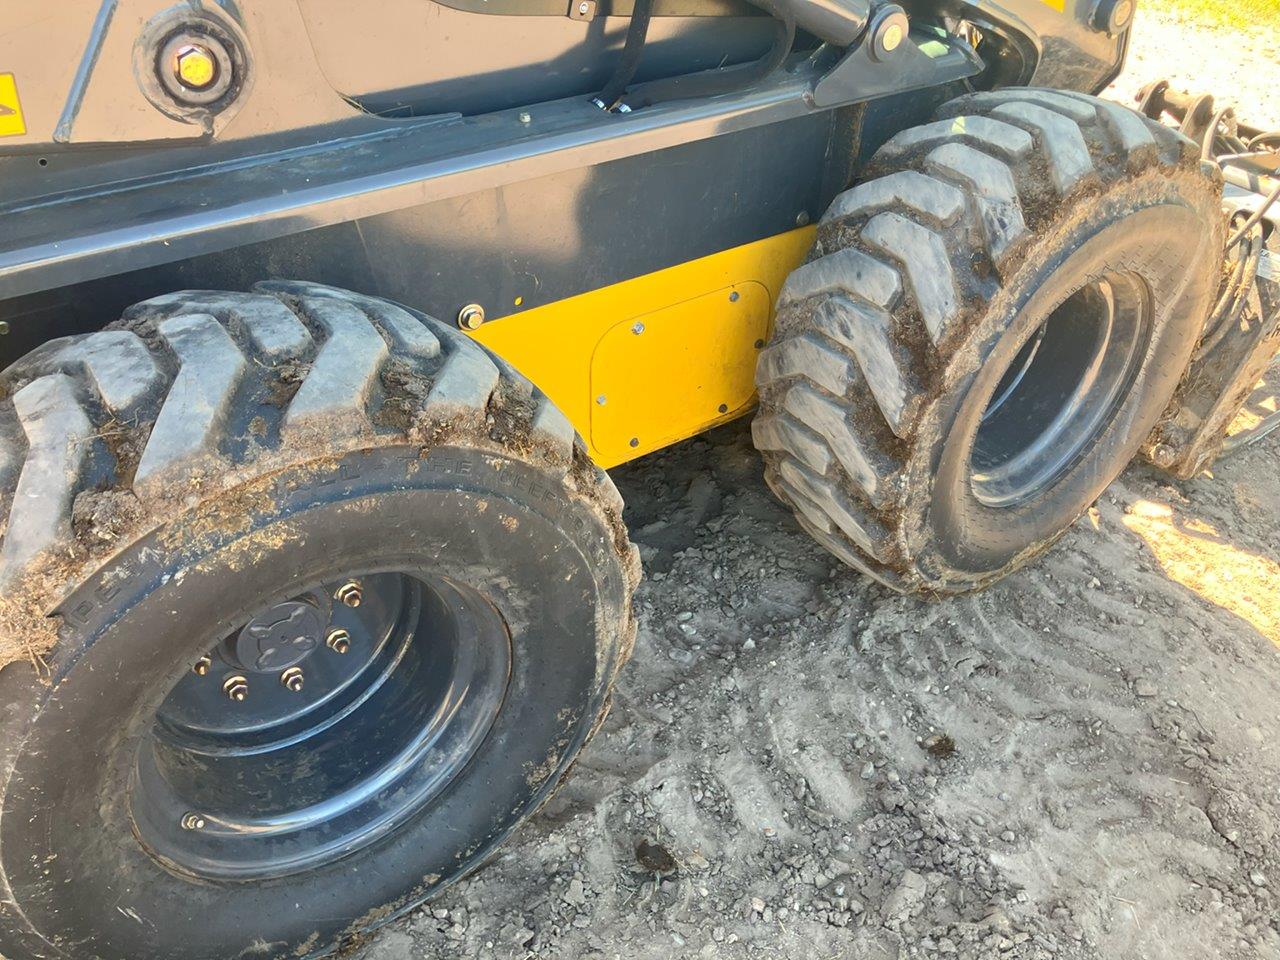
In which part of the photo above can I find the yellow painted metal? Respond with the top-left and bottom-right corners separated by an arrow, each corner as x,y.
0,74 -> 27,138
471,227 -> 815,467
590,281 -> 772,462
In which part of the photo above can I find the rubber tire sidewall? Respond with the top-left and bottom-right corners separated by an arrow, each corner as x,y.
906,183 -> 1218,588
0,445 -> 627,960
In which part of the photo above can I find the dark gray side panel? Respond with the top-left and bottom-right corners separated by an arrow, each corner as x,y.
296,0 -> 779,117
0,109 -> 860,368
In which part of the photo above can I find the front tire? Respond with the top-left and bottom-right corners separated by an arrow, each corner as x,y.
0,282 -> 639,959
754,88 -> 1224,595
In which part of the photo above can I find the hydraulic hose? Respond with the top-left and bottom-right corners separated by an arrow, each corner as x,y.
1226,179 -> 1280,251
1184,90 -> 1280,365
1179,88 -> 1280,454
593,0 -> 656,111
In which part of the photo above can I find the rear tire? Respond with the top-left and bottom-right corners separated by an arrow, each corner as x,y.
754,88 -> 1224,595
0,282 -> 639,960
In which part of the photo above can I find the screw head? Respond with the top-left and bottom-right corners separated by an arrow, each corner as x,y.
632,322 -> 645,335
518,111 -> 533,124
222,675 -> 249,702
334,581 -> 363,607
458,304 -> 486,331
326,628 -> 351,655
281,667 -> 306,693
193,655 -> 212,677
174,43 -> 218,90
181,813 -> 207,831
729,291 -> 740,303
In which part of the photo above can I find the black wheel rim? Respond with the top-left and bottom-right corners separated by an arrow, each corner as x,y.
129,572 -> 511,881
970,272 -> 1153,508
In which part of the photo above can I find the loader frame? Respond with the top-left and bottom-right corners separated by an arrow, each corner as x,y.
0,0 -> 1128,464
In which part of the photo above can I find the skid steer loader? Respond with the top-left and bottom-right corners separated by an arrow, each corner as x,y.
0,1 -> 1276,957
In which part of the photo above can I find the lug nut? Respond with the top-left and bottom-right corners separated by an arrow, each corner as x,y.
334,581 -> 363,607
174,43 -> 218,90
1151,443 -> 1177,468
326,628 -> 352,654
281,667 -> 306,693
222,675 -> 249,702
193,655 -> 212,676
181,812 -> 207,831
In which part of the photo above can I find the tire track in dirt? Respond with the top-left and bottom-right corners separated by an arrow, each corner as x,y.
354,421 -> 1280,960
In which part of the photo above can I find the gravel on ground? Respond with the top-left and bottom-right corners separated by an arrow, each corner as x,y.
354,15 -> 1280,960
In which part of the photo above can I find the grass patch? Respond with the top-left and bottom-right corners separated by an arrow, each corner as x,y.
1155,0 -> 1280,28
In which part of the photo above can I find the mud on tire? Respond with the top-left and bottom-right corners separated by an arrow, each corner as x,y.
0,282 -> 639,960
753,88 -> 1224,595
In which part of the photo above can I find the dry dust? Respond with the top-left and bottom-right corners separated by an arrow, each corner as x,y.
353,17 -> 1280,960
355,416 -> 1280,960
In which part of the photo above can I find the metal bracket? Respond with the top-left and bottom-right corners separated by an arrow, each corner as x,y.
813,28 -> 983,109
1146,186 -> 1280,476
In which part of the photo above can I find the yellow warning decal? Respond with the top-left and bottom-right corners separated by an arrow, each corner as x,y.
1040,0 -> 1066,10
0,74 -> 27,138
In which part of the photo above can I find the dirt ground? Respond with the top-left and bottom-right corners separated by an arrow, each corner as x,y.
356,15 -> 1280,960
1108,9 -> 1280,130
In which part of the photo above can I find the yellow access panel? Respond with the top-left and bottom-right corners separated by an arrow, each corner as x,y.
472,228 -> 814,467
589,280 -> 772,462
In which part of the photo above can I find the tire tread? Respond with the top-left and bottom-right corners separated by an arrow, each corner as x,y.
754,87 -> 1210,593
0,284 -> 631,662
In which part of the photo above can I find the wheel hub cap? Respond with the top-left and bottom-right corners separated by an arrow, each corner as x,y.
234,598 -> 326,672
129,572 -> 511,881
